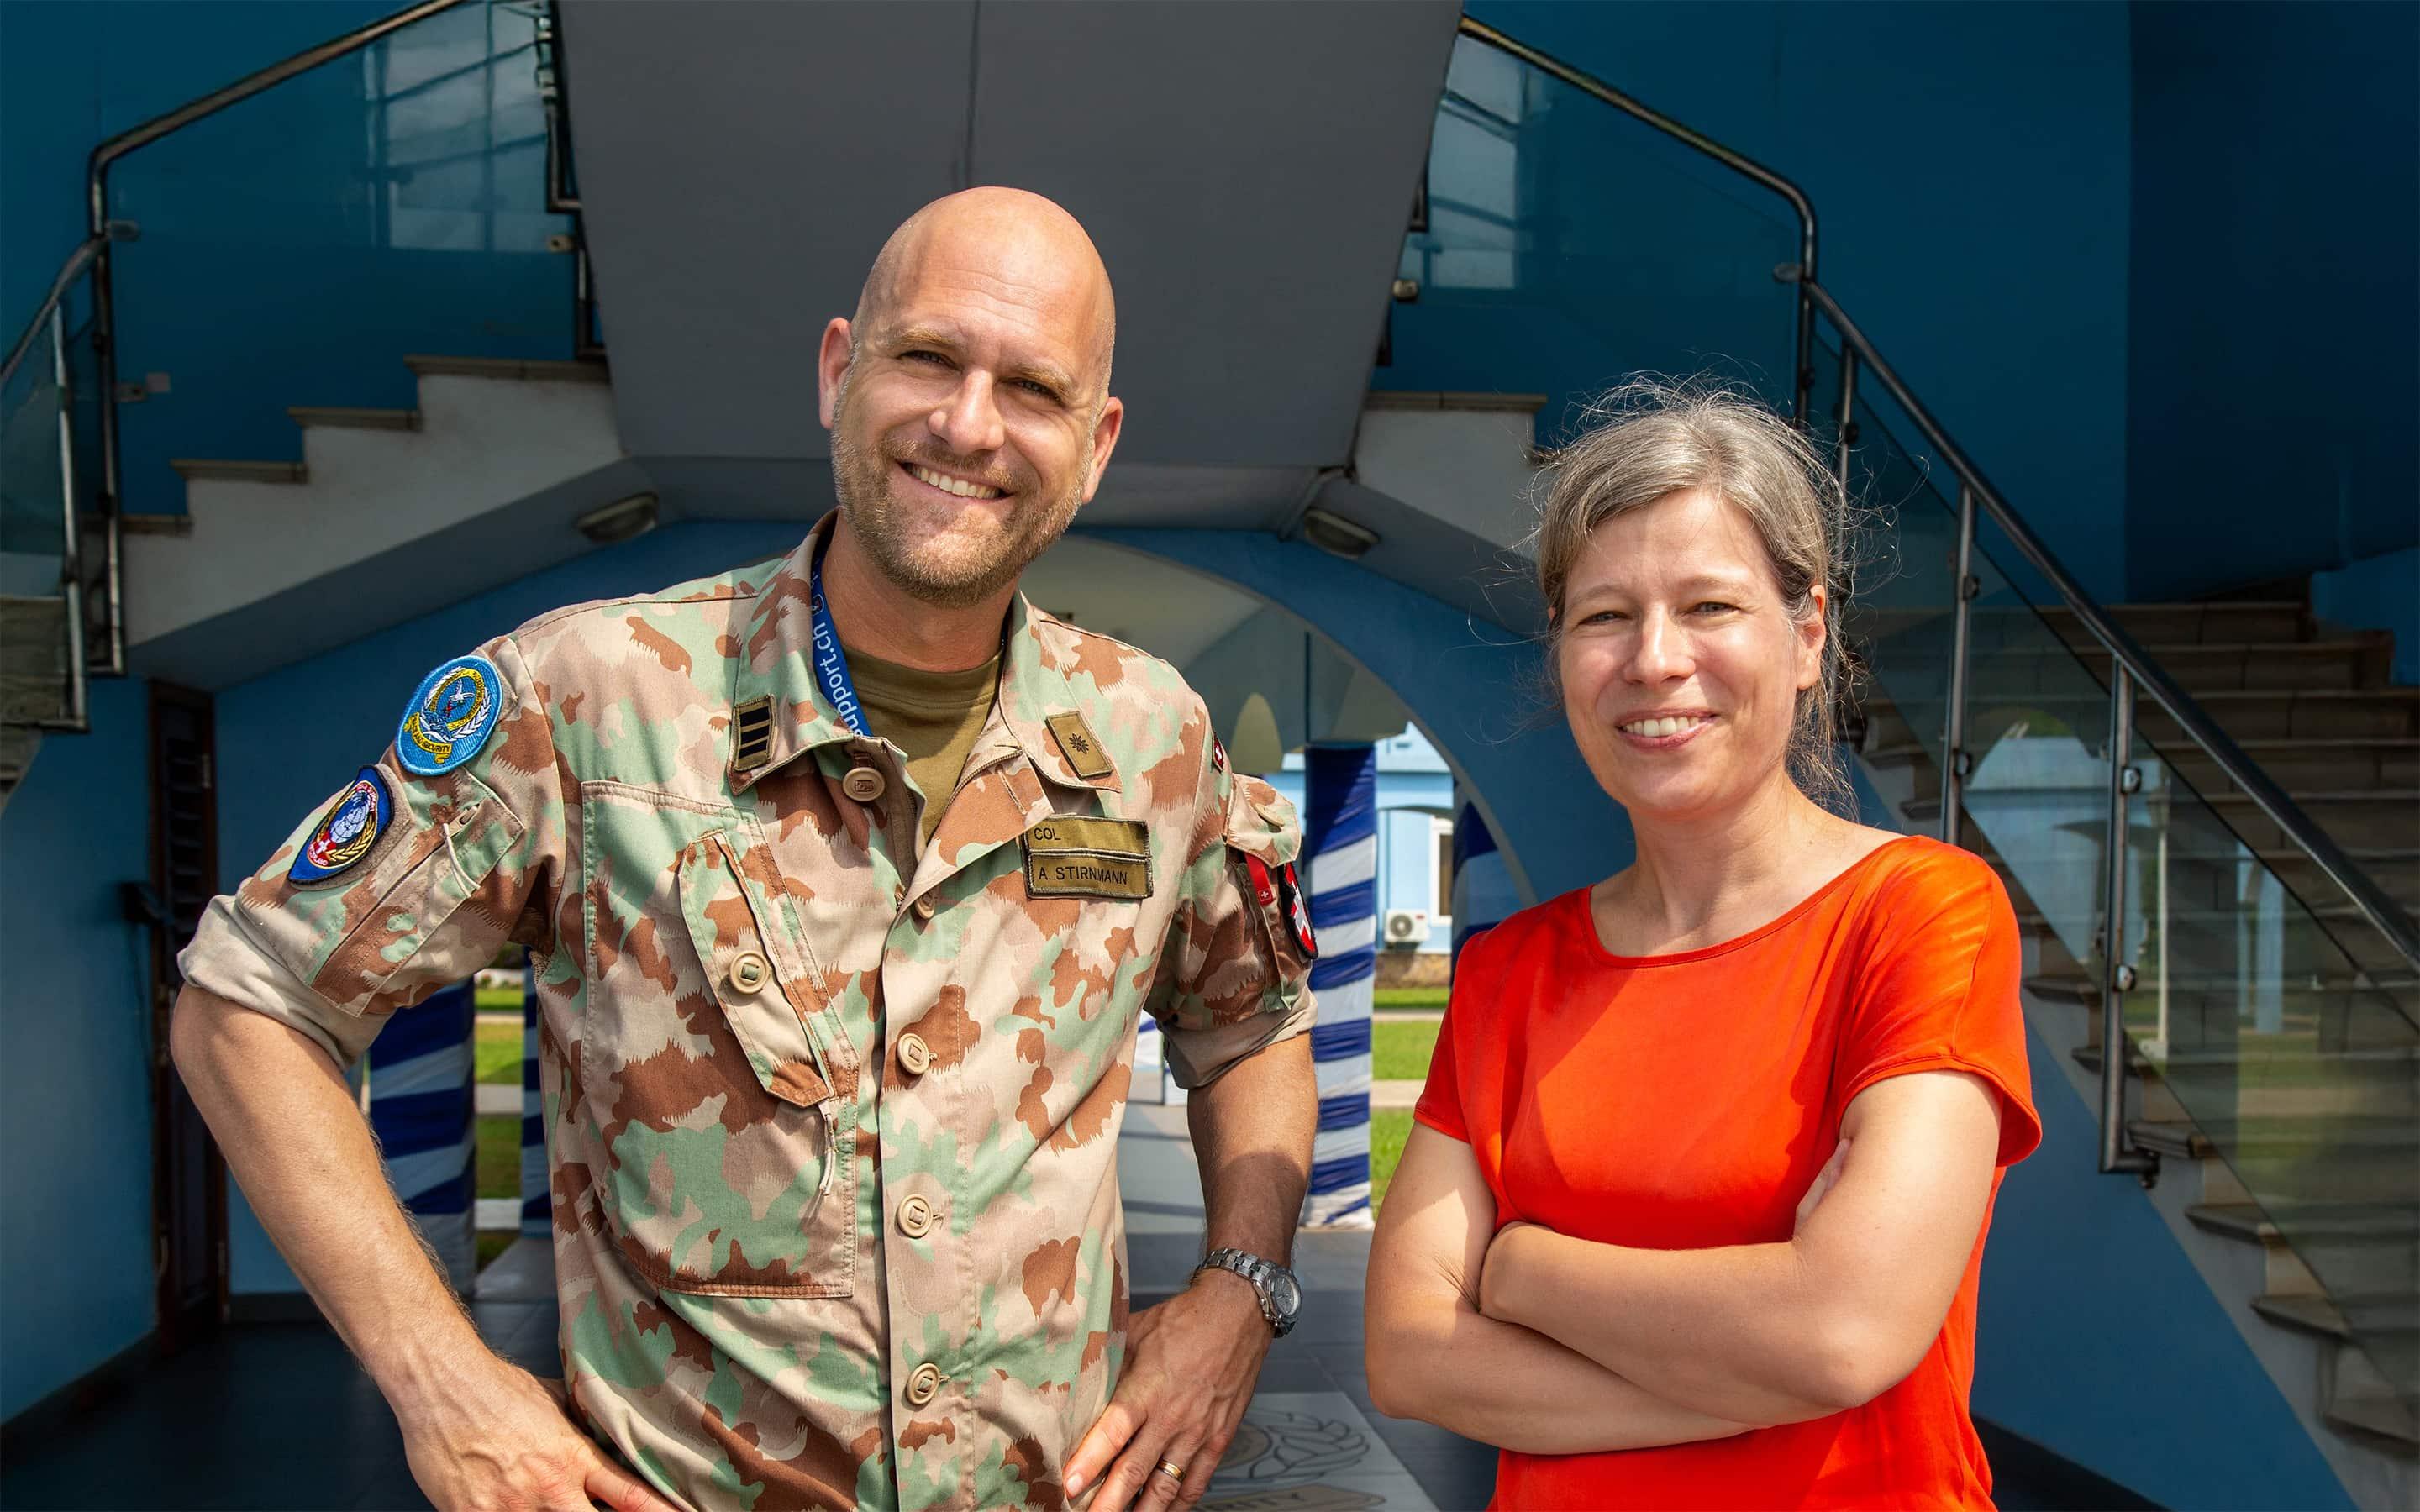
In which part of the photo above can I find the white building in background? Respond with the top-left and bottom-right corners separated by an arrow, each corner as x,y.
1266,725 -> 1455,983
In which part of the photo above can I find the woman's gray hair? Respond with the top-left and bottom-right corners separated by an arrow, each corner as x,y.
1530,376 -> 1858,814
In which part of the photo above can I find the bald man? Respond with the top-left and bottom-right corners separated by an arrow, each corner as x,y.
172,188 -> 1320,1512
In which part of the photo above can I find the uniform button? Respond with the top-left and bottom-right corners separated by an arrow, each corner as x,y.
904,1362 -> 943,1407
912,894 -> 935,921
897,1033 -> 933,1078
728,952 -> 769,992
897,1194 -> 937,1238
843,764 -> 886,802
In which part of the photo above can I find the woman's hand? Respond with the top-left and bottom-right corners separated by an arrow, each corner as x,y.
1794,1139 -> 1851,1236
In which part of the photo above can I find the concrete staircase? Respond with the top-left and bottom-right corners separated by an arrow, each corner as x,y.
0,592 -> 69,809
1852,595 -> 2418,1507
124,354 -> 634,690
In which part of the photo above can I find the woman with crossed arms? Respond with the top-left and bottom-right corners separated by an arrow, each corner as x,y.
1366,382 -> 2040,1509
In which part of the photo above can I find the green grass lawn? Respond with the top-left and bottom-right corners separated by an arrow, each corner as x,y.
1370,1110 -> 1414,1209
475,1021 -> 522,1085
1373,1020 -> 1441,1082
476,1113 -> 520,1200
1373,985 -> 1448,1010
474,984 -> 524,1016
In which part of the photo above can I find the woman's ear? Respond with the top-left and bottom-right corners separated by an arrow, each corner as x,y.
1796,584 -> 1828,691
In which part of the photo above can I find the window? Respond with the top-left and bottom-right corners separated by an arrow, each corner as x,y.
1434,816 -> 1455,924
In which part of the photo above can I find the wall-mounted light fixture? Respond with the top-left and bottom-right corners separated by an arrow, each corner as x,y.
576,491 -> 658,545
1299,506 -> 1380,561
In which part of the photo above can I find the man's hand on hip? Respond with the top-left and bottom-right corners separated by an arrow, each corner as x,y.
1064,1269 -> 1272,1510
399,1357 -> 677,1512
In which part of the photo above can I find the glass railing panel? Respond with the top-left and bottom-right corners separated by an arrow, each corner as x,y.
1833,350 -> 2419,1407
106,0 -> 571,517
1385,32 -> 1804,429
0,309 -> 76,723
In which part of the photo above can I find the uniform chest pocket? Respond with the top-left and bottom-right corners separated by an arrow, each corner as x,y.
583,819 -> 858,1298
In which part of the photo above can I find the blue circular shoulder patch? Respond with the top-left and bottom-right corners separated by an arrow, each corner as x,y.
289,767 -> 392,886
397,654 -> 505,777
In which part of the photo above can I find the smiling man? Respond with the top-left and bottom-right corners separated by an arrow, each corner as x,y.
171,188 -> 1320,1512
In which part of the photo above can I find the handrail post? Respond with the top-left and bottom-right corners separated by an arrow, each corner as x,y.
50,307 -> 90,732
1791,246 -> 1817,428
87,229 -> 126,678
1830,344 -> 1857,492
1941,484 -> 1975,844
2100,666 -> 2158,1183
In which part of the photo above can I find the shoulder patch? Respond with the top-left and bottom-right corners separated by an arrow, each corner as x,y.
288,767 -> 392,886
397,654 -> 506,777
1279,862 -> 1318,959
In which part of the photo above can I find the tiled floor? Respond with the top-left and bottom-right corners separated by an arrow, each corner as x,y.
1,1104 -> 2149,1511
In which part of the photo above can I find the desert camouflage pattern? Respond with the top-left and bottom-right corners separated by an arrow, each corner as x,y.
181,512 -> 1316,1509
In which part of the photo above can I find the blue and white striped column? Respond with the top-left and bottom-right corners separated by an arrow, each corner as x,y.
368,979 -> 477,1291
1450,788 -> 1518,968
1302,743 -> 1377,1229
519,964 -> 551,1237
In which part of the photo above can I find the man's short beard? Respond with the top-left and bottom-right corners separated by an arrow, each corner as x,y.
829,366 -> 1092,610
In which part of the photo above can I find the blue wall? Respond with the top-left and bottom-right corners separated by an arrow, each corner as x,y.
1397,0 -> 2135,602
0,680 -> 159,1421
2125,2 -> 2419,602
0,0 -> 568,520
2315,548 -> 2420,686
1979,1022 -> 2351,1509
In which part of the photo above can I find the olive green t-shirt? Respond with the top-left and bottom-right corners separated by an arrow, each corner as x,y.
843,643 -> 1002,849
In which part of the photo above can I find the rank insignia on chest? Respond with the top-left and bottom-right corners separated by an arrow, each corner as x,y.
289,766 -> 392,886
397,654 -> 505,777
1044,711 -> 1116,782
1021,815 -> 1152,900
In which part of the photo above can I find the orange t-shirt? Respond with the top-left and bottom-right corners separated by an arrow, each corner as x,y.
1413,836 -> 2042,1510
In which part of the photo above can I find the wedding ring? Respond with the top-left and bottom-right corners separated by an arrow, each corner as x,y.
1155,1458 -> 1186,1483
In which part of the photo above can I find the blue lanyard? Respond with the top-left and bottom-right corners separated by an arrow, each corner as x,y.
808,555 -> 869,737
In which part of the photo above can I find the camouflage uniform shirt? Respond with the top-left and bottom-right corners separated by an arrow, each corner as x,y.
181,515 -> 1318,1509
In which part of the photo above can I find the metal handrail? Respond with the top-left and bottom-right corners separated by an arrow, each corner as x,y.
1454,15 -> 1820,426
0,0 -> 476,685
1782,268 -> 2420,975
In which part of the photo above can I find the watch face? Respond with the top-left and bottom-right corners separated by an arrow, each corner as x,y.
1270,1270 -> 1302,1316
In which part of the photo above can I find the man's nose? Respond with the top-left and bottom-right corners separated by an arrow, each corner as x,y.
929,371 -> 1006,457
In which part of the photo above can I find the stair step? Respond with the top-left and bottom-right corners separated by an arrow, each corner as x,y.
2325,1391 -> 2420,1459
2070,1042 -> 2420,1078
2131,1119 -> 2217,1161
170,459 -> 305,484
118,512 -> 192,537
288,405 -> 420,432
2188,1202 -> 2419,1247
404,354 -> 608,384
1865,687 -> 2420,743
2252,1291 -> 2420,1345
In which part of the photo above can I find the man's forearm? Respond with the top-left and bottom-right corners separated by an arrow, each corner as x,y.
1186,1032 -> 1315,1262
169,985 -> 498,1420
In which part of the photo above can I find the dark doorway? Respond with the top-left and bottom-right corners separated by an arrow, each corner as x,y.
147,682 -> 227,1349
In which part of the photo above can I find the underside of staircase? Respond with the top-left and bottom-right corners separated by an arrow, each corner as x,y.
1850,593 -> 2418,1505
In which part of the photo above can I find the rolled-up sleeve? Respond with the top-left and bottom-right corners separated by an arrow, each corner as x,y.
1152,743 -> 1318,1088
179,635 -> 566,1068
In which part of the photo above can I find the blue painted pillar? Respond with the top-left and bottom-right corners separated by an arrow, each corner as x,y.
519,964 -> 550,1237
1450,786 -> 1518,967
1302,743 -> 1376,1228
367,979 -> 476,1291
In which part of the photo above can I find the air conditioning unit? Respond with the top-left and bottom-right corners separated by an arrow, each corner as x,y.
1382,908 -> 1428,945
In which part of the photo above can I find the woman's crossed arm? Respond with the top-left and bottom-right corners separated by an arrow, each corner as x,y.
1364,1122 -> 1766,1454
1476,1068 -> 2005,1426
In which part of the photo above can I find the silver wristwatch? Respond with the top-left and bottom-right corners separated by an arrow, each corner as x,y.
1193,1247 -> 1302,1337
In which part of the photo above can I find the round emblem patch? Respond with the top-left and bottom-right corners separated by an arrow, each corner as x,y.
397,654 -> 504,777
289,767 -> 392,886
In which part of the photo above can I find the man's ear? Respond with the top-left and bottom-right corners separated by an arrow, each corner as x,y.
817,317 -> 855,430
1076,395 -> 1125,506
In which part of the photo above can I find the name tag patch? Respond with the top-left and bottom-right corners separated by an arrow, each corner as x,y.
1022,816 -> 1152,900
